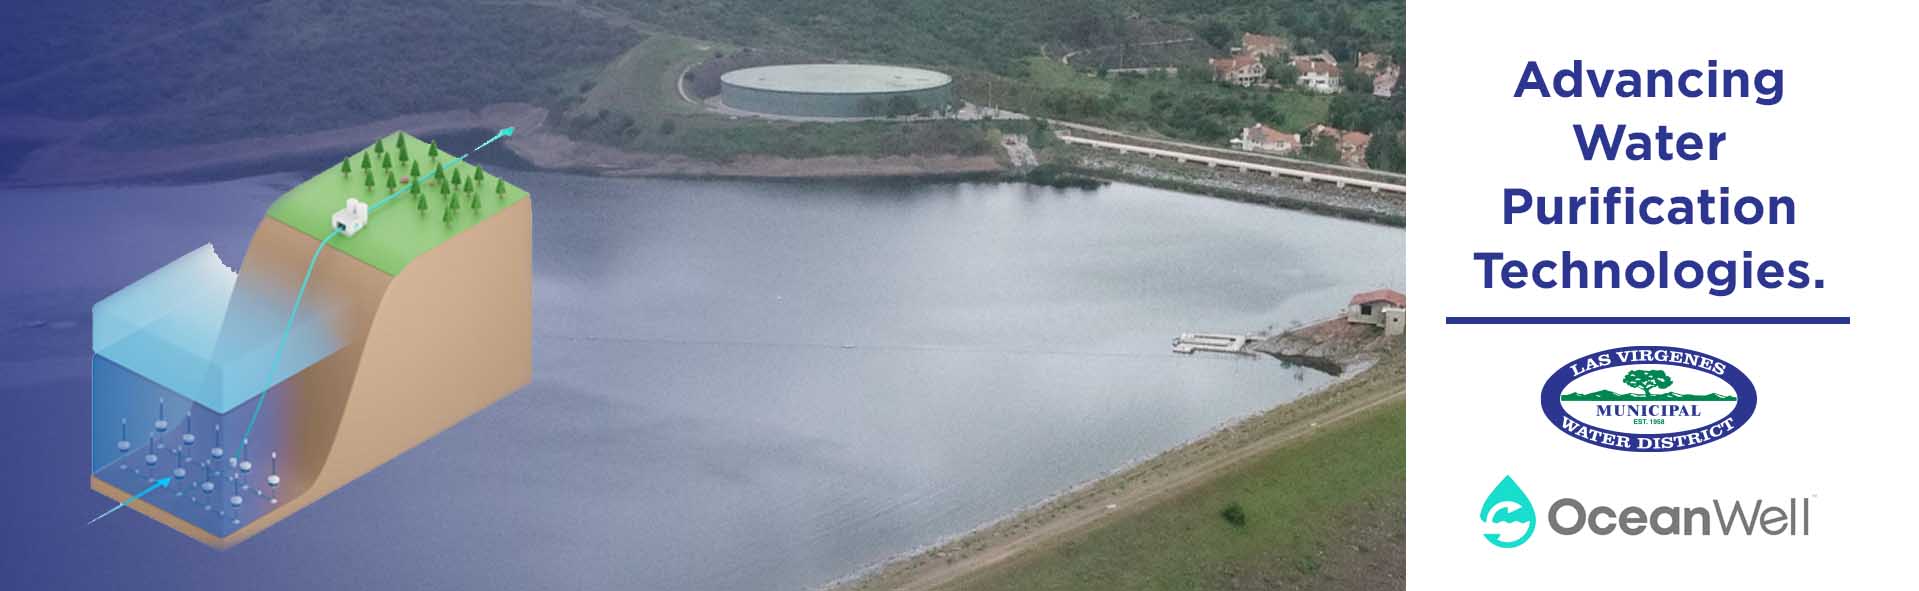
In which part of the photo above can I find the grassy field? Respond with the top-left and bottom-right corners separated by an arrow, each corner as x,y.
560,35 -> 717,132
265,132 -> 528,275
946,398 -> 1405,591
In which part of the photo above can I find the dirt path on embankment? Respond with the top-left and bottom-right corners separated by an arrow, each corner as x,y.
837,347 -> 1405,591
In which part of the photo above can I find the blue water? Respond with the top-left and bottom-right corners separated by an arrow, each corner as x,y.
0,172 -> 1403,589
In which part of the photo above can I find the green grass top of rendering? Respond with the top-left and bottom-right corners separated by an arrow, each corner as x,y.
266,131 -> 529,275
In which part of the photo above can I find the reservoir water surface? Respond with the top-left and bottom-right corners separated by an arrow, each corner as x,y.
1,172 -> 1402,589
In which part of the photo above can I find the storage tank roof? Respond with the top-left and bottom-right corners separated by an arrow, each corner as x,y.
720,64 -> 952,94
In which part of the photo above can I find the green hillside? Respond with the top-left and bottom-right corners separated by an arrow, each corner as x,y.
265,131 -> 528,275
1560,390 -> 1736,402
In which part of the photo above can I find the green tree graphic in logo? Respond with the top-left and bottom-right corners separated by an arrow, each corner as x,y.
1481,476 -> 1535,548
1621,369 -> 1673,397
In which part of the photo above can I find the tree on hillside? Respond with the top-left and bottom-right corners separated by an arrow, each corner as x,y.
473,168 -> 485,183
339,159 -> 351,176
427,140 -> 440,160
1328,94 -> 1401,134
359,152 -> 372,171
1622,370 -> 1673,397
1263,57 -> 1299,85
448,190 -> 461,211
363,170 -> 374,190
886,95 -> 919,118
381,152 -> 392,170
495,178 -> 506,199
410,161 -> 421,179
1366,124 -> 1404,173
385,171 -> 397,192
450,169 -> 462,186
417,193 -> 428,213
442,206 -> 454,224
469,192 -> 480,210
1244,6 -> 1275,41
373,138 -> 385,155
397,141 -> 409,163
1303,135 -> 1341,164
1197,19 -> 1234,51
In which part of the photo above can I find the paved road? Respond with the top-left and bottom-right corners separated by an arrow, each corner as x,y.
1059,135 -> 1407,193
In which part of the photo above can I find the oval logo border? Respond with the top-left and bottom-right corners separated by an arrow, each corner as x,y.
1540,345 -> 1756,452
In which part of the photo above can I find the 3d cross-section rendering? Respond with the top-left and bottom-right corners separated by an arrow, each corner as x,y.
89,131 -> 531,548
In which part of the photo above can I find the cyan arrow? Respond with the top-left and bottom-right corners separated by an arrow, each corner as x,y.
247,128 -> 518,446
369,127 -> 516,212
88,476 -> 172,526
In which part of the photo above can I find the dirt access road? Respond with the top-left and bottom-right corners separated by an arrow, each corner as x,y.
840,350 -> 1406,591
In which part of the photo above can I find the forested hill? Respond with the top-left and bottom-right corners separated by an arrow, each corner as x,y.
0,0 -> 1403,151
0,1 -> 631,150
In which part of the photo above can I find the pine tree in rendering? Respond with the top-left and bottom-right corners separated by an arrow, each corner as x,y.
417,192 -> 428,213
409,161 -> 421,180
428,140 -> 440,160
364,170 -> 374,190
495,177 -> 506,199
473,168 -> 486,183
381,152 -> 392,170
340,159 -> 351,176
397,140 -> 410,163
385,171 -> 397,192
360,152 -> 372,171
442,206 -> 454,224
469,191 -> 480,210
374,138 -> 385,155
449,190 -> 461,211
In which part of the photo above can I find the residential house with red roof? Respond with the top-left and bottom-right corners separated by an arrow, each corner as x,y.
1310,124 -> 1373,168
1209,53 -> 1266,87
1235,123 -> 1301,155
1240,32 -> 1288,58
1289,52 -> 1342,93
1346,289 -> 1406,335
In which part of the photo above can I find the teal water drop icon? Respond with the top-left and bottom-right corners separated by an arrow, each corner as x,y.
1481,475 -> 1535,548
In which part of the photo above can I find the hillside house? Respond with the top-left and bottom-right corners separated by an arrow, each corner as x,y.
1373,67 -> 1401,97
1235,123 -> 1301,155
1354,53 -> 1400,97
1290,53 -> 1342,93
1240,32 -> 1287,58
1310,124 -> 1373,168
1209,54 -> 1266,86
1355,52 -> 1384,75
1346,288 -> 1406,335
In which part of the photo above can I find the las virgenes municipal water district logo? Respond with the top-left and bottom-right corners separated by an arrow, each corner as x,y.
1542,345 -> 1756,452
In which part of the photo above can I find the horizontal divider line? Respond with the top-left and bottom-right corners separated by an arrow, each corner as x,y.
1444,316 -> 1850,325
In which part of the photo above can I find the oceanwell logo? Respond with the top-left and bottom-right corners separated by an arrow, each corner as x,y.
1481,476 -> 1535,548
1479,476 -> 1812,548
1542,345 -> 1757,452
